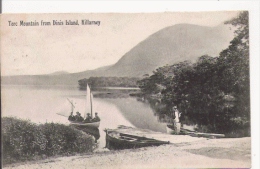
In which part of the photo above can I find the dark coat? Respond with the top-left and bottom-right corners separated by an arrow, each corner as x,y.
75,115 -> 84,122
84,115 -> 92,123
92,115 -> 100,122
68,115 -> 75,121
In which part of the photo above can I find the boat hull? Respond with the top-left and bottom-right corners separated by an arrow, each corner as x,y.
166,123 -> 181,134
69,121 -> 100,128
166,124 -> 175,134
105,130 -> 169,150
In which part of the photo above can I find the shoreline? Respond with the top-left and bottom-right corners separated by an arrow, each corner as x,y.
4,137 -> 251,169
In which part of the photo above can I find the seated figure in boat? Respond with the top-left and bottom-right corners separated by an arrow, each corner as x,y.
92,112 -> 101,122
84,113 -> 92,123
75,111 -> 84,122
68,112 -> 75,121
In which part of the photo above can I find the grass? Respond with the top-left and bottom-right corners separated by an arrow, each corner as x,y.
2,117 -> 94,165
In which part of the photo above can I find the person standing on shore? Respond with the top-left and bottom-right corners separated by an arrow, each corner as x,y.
172,106 -> 181,134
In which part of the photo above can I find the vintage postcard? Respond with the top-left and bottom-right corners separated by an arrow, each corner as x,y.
1,10 -> 254,168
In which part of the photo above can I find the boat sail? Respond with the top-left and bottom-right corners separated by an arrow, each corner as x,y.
85,84 -> 92,119
57,84 -> 100,128
56,98 -> 76,117
69,84 -> 100,128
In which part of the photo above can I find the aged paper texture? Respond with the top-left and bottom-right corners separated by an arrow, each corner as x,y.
1,5 -> 258,169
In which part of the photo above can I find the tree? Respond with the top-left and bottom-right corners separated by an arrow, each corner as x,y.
219,11 -> 250,130
138,65 -> 175,95
137,11 -> 250,136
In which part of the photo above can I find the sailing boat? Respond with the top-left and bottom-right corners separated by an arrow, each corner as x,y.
68,84 -> 100,128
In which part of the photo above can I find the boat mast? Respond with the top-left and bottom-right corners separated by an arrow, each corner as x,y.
86,84 -> 89,119
67,98 -> 75,113
86,83 -> 93,118
90,91 -> 93,118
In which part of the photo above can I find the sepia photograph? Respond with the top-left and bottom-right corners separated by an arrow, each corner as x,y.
1,1 -> 259,168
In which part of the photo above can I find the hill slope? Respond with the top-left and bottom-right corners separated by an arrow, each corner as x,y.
105,23 -> 233,77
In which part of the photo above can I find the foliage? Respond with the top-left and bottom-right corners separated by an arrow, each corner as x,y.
138,12 -> 250,136
2,117 -> 94,165
78,77 -> 141,89
137,65 -> 175,95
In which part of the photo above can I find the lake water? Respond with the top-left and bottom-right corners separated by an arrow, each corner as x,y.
1,85 -> 168,149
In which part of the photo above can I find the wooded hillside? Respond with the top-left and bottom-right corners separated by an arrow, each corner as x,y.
137,12 -> 250,136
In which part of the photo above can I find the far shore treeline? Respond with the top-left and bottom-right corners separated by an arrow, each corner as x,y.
137,12 -> 250,136
78,77 -> 141,89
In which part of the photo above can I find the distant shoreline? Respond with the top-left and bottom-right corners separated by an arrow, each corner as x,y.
94,87 -> 140,90
1,84 -> 141,90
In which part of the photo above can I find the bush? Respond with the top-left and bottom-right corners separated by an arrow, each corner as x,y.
2,117 -> 42,163
39,123 -> 93,156
2,117 -> 94,165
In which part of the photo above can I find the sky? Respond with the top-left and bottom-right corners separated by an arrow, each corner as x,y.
1,12 -> 239,76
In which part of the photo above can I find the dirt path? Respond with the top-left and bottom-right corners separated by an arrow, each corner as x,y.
4,137 -> 251,169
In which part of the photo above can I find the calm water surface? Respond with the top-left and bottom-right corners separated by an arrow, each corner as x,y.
2,85 -> 167,149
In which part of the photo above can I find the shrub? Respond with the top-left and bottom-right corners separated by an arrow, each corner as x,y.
2,117 -> 94,165
39,123 -> 94,156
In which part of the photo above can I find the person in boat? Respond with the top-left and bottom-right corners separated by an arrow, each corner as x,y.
68,112 -> 75,121
75,111 -> 84,122
92,112 -> 101,122
84,113 -> 92,123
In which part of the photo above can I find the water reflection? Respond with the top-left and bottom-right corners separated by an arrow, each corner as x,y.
138,96 -> 249,137
73,126 -> 100,143
92,87 -> 140,99
1,85 -> 178,151
104,98 -> 167,133
137,97 -> 197,133
141,98 -> 173,122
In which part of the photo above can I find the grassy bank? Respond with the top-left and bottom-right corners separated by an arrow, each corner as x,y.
2,117 -> 94,165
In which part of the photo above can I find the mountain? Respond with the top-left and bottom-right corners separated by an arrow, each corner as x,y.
104,23 -> 234,77
49,71 -> 69,75
1,66 -> 114,86
1,23 -> 234,86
